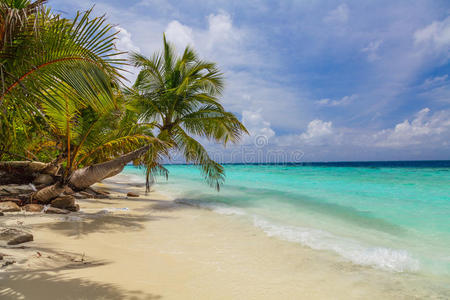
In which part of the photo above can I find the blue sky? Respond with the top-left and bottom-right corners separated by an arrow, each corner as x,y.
50,0 -> 450,162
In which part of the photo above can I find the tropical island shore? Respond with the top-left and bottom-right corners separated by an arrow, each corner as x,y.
0,174 -> 447,300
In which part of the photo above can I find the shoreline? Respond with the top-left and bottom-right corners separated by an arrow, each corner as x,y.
0,174 -> 448,299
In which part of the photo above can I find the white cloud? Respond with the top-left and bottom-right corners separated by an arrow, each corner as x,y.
51,1 -> 450,161
419,74 -> 450,103
374,108 -> 450,147
316,94 -> 357,107
323,4 -> 349,24
116,26 -> 141,53
115,26 -> 141,83
241,110 -> 275,145
422,74 -> 448,88
299,120 -> 334,145
414,16 -> 450,59
278,108 -> 450,150
362,40 -> 382,62
163,11 -> 260,69
165,20 -> 195,49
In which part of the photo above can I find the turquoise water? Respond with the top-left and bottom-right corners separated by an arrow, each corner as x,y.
123,162 -> 450,277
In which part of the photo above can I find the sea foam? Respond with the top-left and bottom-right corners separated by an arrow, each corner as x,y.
181,199 -> 420,273
252,216 -> 420,272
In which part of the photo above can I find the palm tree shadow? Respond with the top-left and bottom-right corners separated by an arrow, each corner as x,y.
145,199 -> 194,212
34,212 -> 167,238
0,272 -> 161,300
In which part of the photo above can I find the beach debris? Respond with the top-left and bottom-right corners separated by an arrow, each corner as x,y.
0,201 -> 21,212
23,204 -> 44,213
0,228 -> 33,245
51,195 -> 75,209
45,206 -> 70,214
0,212 -> 4,216
127,192 -> 139,197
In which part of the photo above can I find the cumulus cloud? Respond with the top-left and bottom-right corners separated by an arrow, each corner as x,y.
116,26 -> 141,53
241,110 -> 275,145
161,13 -> 308,132
163,11 -> 260,69
115,26 -> 141,83
50,0 -> 450,161
323,4 -> 349,23
299,120 -> 334,145
165,20 -> 195,49
374,108 -> 450,147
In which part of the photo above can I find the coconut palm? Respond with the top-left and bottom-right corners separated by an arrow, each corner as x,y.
31,92 -> 167,202
0,1 -> 166,202
0,1 -> 124,159
128,36 -> 248,190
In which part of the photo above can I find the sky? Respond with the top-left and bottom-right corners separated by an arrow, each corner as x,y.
49,0 -> 450,162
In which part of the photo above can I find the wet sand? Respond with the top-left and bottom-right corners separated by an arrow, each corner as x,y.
0,174 -> 448,299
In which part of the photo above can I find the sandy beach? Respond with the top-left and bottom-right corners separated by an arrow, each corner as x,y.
0,174 -> 448,300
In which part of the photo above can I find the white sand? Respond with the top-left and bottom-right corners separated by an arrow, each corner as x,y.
0,174 -> 447,299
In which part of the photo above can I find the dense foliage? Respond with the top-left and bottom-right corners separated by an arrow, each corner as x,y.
0,0 -> 246,193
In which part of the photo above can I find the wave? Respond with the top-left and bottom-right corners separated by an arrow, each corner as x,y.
178,199 -> 420,273
253,217 -> 419,272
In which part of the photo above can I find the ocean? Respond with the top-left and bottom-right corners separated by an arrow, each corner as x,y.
122,161 -> 450,280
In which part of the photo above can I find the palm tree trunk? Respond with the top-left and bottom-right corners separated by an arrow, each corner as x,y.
32,145 -> 151,202
69,145 -> 151,190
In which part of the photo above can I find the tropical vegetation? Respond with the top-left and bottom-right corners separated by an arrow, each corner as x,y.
0,0 -> 247,205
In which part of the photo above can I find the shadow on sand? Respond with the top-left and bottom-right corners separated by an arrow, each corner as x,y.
33,197 -> 197,238
0,271 -> 161,300
34,212 -> 164,238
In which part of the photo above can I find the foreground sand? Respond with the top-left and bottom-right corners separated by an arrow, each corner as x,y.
0,174 -> 448,299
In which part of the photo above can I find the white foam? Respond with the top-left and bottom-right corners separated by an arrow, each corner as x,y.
252,216 -> 420,272
179,200 -> 420,272
176,199 -> 247,216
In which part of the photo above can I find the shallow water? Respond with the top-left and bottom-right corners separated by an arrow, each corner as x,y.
123,161 -> 450,287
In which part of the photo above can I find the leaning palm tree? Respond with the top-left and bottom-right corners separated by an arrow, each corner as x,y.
0,2 -> 166,203
128,36 -> 248,190
30,90 -> 167,202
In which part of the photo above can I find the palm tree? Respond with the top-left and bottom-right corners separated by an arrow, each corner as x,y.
0,1 -> 165,202
128,36 -> 248,190
31,91 -> 166,202
0,0 -> 127,157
